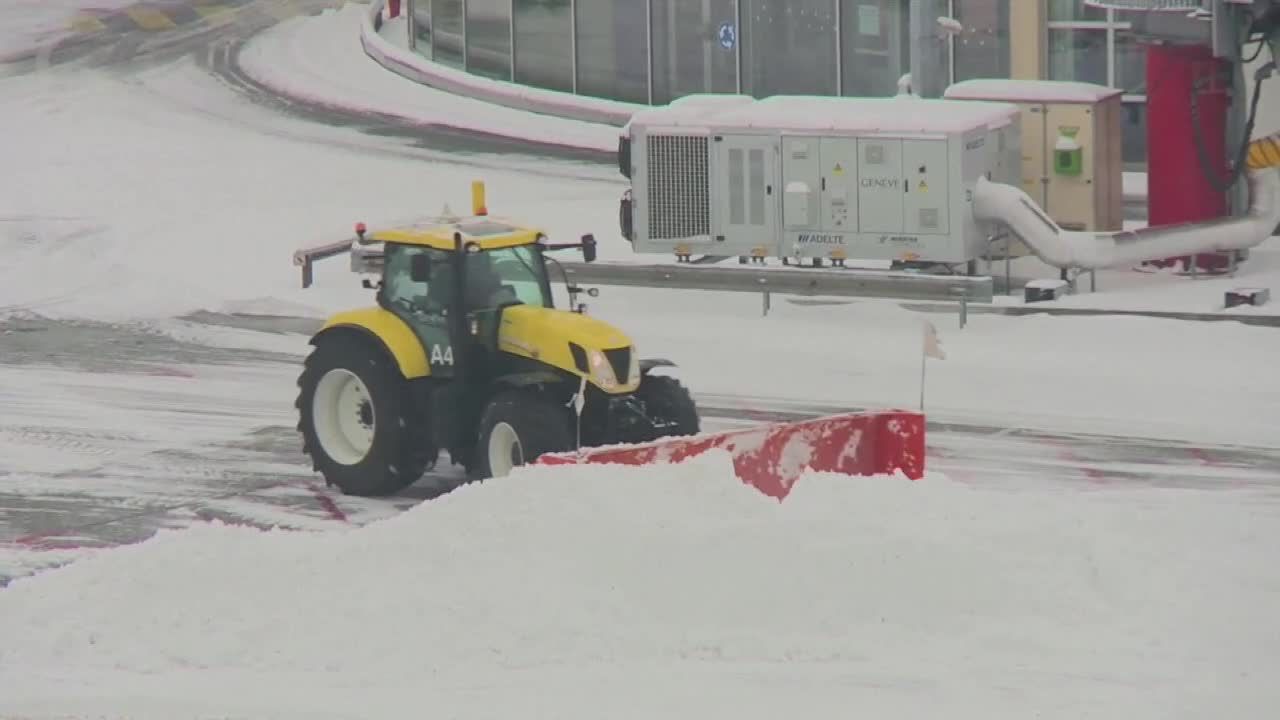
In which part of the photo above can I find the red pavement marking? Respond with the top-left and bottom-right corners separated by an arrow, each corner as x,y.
1041,438 -> 1107,484
142,366 -> 196,378
12,533 -> 98,551
1189,448 -> 1220,467
309,484 -> 349,523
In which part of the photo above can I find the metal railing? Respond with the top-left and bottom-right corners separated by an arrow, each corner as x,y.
558,260 -> 991,324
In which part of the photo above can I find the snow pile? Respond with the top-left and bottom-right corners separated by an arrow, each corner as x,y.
3,454 -> 1278,718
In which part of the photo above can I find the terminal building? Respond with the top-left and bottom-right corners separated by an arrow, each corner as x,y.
401,1 -> 1205,171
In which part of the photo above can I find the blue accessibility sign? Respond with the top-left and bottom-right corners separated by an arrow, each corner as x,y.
717,22 -> 736,50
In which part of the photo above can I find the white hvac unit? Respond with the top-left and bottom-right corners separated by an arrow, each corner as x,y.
617,94 -> 1023,269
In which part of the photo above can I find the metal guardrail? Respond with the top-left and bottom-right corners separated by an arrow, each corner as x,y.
559,260 -> 992,324
559,261 -> 993,302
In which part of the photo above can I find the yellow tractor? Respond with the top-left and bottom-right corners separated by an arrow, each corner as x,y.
291,183 -> 699,496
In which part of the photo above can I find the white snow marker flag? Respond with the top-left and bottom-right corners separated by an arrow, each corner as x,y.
920,320 -> 945,410
923,320 -> 946,360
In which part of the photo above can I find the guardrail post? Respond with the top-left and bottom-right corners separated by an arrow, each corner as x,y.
951,287 -> 968,329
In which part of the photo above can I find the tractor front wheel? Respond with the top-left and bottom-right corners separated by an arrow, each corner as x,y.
296,336 -> 432,496
637,374 -> 700,439
471,389 -> 574,480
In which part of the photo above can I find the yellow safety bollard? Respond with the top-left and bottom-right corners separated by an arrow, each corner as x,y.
471,180 -> 488,216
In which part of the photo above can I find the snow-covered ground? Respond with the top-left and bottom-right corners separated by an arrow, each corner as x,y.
3,454 -> 1279,719
3,4 -> 1280,717
0,0 -> 133,62
239,4 -> 621,153
3,10 -> 1280,448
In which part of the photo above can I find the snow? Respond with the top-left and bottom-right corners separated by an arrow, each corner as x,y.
0,0 -> 133,63
0,56 -> 633,323
1125,171 -> 1148,201
634,94 -> 1020,135
0,361 -> 300,480
237,4 -> 624,153
945,78 -> 1124,104
359,0 -> 638,126
586,287 -> 1280,449
375,14 -> 410,51
989,235 -> 1280,315
3,453 -> 1278,718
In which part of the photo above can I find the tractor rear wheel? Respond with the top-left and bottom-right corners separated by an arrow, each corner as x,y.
471,389 -> 574,480
637,374 -> 699,439
296,336 -> 432,496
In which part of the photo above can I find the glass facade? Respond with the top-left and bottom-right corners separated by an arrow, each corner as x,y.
574,1 -> 649,103
840,0 -> 908,97
951,0 -> 1009,82
430,0 -> 464,69
402,1 -> 1154,164
465,0 -> 511,80
1046,1 -> 1149,166
512,0 -> 572,93
741,0 -> 839,97
649,0 -> 738,105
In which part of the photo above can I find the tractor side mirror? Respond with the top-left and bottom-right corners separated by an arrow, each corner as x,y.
581,234 -> 597,263
410,253 -> 431,282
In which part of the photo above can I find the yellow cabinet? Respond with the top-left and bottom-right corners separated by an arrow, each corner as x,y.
944,79 -> 1125,233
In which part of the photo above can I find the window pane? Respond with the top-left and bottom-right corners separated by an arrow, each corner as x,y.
465,0 -> 511,80
1047,28 -> 1107,85
513,0 -> 573,93
952,0 -> 1010,81
743,0 -> 838,97
1048,0 -> 1106,22
430,0 -> 463,69
489,247 -> 551,307
1114,28 -> 1148,94
412,0 -> 433,58
1122,100 -> 1147,166
650,0 -> 739,104
839,0 -> 908,97
575,0 -> 650,103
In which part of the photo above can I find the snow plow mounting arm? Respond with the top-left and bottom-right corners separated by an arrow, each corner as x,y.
293,237 -> 387,289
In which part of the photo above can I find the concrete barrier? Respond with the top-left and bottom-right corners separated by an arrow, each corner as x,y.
359,0 -> 640,127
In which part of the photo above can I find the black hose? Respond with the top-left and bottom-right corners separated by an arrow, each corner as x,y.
1189,63 -> 1267,193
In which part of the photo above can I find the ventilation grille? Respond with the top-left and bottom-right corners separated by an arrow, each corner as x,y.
646,135 -> 710,240
919,208 -> 939,230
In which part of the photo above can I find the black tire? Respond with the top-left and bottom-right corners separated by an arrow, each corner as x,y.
296,335 -> 433,496
470,388 -> 574,481
637,374 -> 700,439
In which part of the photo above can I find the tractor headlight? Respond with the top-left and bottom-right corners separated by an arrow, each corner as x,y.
587,349 -> 617,389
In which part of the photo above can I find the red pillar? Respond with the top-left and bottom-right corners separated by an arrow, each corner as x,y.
388,0 -> 401,18
1143,43 -> 1232,272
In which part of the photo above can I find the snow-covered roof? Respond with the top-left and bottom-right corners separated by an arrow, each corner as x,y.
624,94 -> 757,131
944,79 -> 1124,104
628,95 -> 1020,135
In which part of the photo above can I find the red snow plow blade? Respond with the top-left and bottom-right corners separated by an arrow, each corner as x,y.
537,411 -> 925,500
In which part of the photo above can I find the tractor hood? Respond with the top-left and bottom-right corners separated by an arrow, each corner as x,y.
497,305 -> 639,392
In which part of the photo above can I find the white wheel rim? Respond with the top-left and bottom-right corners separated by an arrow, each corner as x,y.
487,421 -> 523,478
312,368 -> 376,466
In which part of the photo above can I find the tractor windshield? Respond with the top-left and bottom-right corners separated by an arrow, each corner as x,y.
473,245 -> 551,310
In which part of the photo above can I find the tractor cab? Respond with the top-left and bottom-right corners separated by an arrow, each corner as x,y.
362,215 -> 599,377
